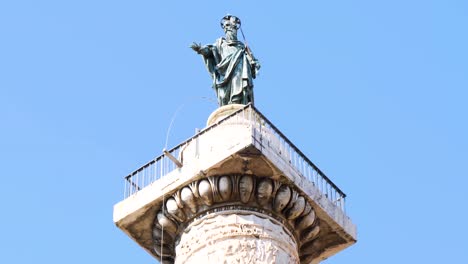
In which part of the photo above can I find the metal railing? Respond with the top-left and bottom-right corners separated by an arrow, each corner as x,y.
122,104 -> 346,212
249,106 -> 347,211
123,104 -> 254,198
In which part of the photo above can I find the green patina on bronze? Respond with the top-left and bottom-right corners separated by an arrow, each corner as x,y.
191,15 -> 260,107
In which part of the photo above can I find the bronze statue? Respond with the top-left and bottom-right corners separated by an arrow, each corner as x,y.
191,15 -> 260,106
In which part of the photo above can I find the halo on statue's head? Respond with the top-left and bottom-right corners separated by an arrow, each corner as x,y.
220,14 -> 241,30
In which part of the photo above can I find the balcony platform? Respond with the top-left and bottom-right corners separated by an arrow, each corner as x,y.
113,104 -> 356,263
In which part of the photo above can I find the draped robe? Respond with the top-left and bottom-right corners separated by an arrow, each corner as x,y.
201,37 -> 256,106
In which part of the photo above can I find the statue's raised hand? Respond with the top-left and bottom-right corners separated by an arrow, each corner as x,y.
190,42 -> 202,54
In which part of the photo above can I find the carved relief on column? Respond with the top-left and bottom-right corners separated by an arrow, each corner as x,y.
176,210 -> 299,263
152,174 -> 320,263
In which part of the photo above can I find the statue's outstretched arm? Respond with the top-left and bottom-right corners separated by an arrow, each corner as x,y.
190,42 -> 212,57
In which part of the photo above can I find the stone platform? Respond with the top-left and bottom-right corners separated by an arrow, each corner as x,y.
113,104 -> 356,263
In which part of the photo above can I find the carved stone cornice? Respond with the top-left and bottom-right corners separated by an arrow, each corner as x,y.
152,174 -> 320,263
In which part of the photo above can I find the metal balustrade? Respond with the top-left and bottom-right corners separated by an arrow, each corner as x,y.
122,104 -> 347,212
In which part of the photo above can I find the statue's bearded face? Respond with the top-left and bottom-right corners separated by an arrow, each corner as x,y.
223,20 -> 238,36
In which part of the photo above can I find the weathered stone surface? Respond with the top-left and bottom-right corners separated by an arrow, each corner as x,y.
176,212 -> 298,264
239,175 -> 254,204
150,174 -> 320,263
206,104 -> 246,126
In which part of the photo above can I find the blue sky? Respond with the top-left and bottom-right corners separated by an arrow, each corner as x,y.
1,1 -> 467,263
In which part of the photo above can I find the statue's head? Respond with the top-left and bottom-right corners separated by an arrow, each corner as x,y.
220,15 -> 241,35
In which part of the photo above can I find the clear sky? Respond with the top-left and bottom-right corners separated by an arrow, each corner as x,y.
1,1 -> 467,263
